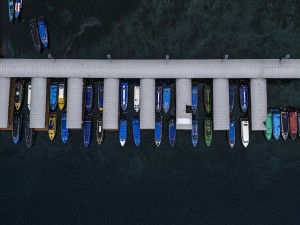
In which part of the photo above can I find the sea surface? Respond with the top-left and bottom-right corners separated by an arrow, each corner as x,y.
1,1 -> 300,224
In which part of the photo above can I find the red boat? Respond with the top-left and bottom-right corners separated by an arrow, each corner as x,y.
289,111 -> 298,140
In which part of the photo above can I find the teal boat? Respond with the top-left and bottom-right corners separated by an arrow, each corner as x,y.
50,83 -> 58,111
264,110 -> 272,140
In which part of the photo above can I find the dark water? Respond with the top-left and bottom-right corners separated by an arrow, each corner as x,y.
1,1 -> 300,224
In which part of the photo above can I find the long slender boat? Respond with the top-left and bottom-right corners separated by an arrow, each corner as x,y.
119,118 -> 128,147
191,86 -> 198,114
14,0 -> 22,19
168,116 -> 176,147
191,118 -> 198,147
204,84 -> 212,114
15,79 -> 24,111
289,110 -> 297,140
134,85 -> 140,113
27,83 -> 31,110
204,117 -> 212,147
8,0 -> 14,22
98,82 -> 104,111
83,114 -> 92,148
85,84 -> 93,113
155,85 -> 163,113
264,110 -> 272,140
58,82 -> 65,110
272,109 -> 281,140
163,86 -> 171,113
239,85 -> 248,113
120,81 -> 128,111
37,17 -> 49,48
229,85 -> 234,113
281,110 -> 289,140
61,111 -> 69,144
298,112 -> 300,138
155,115 -> 162,147
29,19 -> 42,52
12,111 -> 22,144
25,115 -> 34,148
49,83 -> 58,111
228,115 -> 235,148
241,116 -> 249,148
48,111 -> 57,141
132,116 -> 141,147
96,116 -> 104,145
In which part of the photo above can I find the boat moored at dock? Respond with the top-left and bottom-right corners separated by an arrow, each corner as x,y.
298,112 -> 300,138
134,85 -> 140,113
12,112 -> 22,144
29,19 -> 42,52
8,0 -> 14,22
163,86 -> 171,114
229,85 -> 234,113
15,79 -> 24,111
155,115 -> 162,147
240,116 -> 249,148
25,116 -> 34,148
155,85 -> 163,113
83,114 -> 92,148
85,84 -> 93,113
37,17 -> 49,48
49,83 -> 58,111
48,111 -> 57,141
204,117 -> 212,147
119,118 -> 128,147
272,109 -> 281,140
61,111 -> 69,143
281,110 -> 289,140
58,82 -> 65,110
168,116 -> 176,147
239,85 -> 248,113
191,86 -> 198,114
132,117 -> 141,147
191,118 -> 198,147
27,84 -> 31,110
120,81 -> 128,111
14,0 -> 22,19
204,84 -> 212,114
289,110 -> 297,140
98,82 -> 104,111
96,116 -> 104,145
264,110 -> 272,140
228,115 -> 235,148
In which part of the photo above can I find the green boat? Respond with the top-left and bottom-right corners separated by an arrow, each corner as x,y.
264,111 -> 272,140
204,117 -> 212,146
204,84 -> 212,114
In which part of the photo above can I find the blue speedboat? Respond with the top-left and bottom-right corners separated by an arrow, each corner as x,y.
155,115 -> 162,147
37,17 -> 49,48
163,86 -> 171,113
14,0 -> 22,19
85,84 -> 93,113
191,118 -> 198,147
49,83 -> 58,111
155,85 -> 163,113
8,0 -> 14,22
229,85 -> 234,113
132,117 -> 140,147
281,110 -> 289,140
239,85 -> 248,113
61,111 -> 69,144
191,86 -> 198,114
228,115 -> 235,148
12,112 -> 22,144
83,114 -> 92,148
272,109 -> 281,140
120,81 -> 128,111
168,116 -> 176,147
119,118 -> 127,147
98,82 -> 104,111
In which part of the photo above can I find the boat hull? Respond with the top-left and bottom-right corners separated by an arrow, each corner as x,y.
98,83 -> 104,112
191,119 -> 198,147
85,84 -> 93,113
119,119 -> 128,147
8,0 -> 14,22
204,85 -> 212,114
120,82 -> 128,111
204,118 -> 212,147
191,86 -> 198,114
264,112 -> 272,140
239,85 -> 248,113
48,112 -> 57,141
132,117 -> 141,147
163,87 -> 171,114
96,118 -> 104,145
25,116 -> 34,148
61,111 -> 69,144
50,84 -> 58,111
37,17 -> 49,48
12,112 -> 22,144
281,111 -> 289,140
155,86 -> 163,113
83,115 -> 92,148
155,116 -> 162,147
229,85 -> 234,113
29,19 -> 42,52
168,118 -> 176,147
228,117 -> 235,148
289,111 -> 297,140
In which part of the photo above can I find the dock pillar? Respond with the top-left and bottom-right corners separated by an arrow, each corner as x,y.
176,79 -> 192,130
0,78 -> 11,128
140,79 -> 155,129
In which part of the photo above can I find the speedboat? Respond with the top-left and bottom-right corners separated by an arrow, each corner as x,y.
83,114 -> 92,148
119,118 -> 128,147
120,81 -> 128,111
29,19 -> 42,52
48,111 -> 57,141
155,115 -> 162,147
8,0 -> 14,22
228,115 -> 235,148
163,86 -> 171,113
239,85 -> 248,113
37,17 -> 49,48
132,116 -> 141,147
98,82 -> 104,111
61,111 -> 69,143
134,85 -> 140,113
49,83 -> 58,111
12,111 -> 22,144
85,84 -> 93,113
191,118 -> 198,147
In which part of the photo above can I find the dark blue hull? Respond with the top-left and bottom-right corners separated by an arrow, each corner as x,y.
272,110 -> 281,140
163,87 -> 171,113
85,85 -> 93,113
169,118 -> 176,147
228,117 -> 235,148
191,119 -> 198,147
229,85 -> 234,113
155,116 -> 162,147
83,115 -> 92,148
239,85 -> 248,113
14,0 -> 22,19
132,117 -> 140,147
120,82 -> 128,111
37,17 -> 49,48
98,83 -> 104,111
191,86 -> 198,113
61,111 -> 69,144
119,119 -> 127,147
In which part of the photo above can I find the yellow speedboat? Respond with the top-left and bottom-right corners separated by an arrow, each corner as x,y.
48,112 -> 57,140
58,83 -> 65,110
